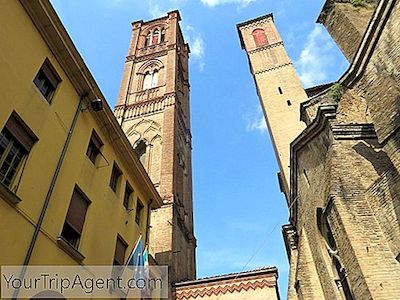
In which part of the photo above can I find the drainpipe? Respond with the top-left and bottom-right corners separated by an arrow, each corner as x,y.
12,94 -> 86,300
145,199 -> 153,248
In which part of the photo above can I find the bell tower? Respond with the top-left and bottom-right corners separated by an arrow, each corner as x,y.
237,14 -> 307,200
114,10 -> 196,283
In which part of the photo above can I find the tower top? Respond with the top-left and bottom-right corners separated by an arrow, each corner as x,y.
237,13 -> 274,49
132,10 -> 181,27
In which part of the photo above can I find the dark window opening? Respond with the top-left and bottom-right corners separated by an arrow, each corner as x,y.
114,236 -> 127,266
33,59 -> 61,102
123,183 -> 133,210
135,199 -> 144,225
278,87 -> 283,94
144,33 -> 151,47
0,112 -> 37,189
134,140 -> 147,165
110,164 -> 122,193
61,187 -> 89,248
287,100 -> 292,106
86,131 -> 103,164
160,28 -> 166,43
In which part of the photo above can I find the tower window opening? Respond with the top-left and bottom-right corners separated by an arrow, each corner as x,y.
160,28 -> 166,43
252,28 -> 268,47
135,140 -> 147,165
143,70 -> 159,90
287,100 -> 292,106
278,87 -> 283,94
152,29 -> 160,45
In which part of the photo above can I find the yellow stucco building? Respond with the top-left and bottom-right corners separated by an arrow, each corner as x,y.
0,0 -> 163,298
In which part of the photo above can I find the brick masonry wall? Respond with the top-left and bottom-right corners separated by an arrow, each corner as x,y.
320,2 -> 375,62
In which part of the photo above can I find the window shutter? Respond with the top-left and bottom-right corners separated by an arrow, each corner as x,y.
5,113 -> 37,151
41,59 -> 61,88
114,237 -> 127,265
66,188 -> 89,234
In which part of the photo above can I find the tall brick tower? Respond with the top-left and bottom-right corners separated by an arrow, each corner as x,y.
237,14 -> 306,199
114,10 -> 196,283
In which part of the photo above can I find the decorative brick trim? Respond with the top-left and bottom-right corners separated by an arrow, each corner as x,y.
248,41 -> 284,55
174,279 -> 276,299
254,62 -> 292,75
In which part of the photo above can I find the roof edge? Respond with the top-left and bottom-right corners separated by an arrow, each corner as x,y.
174,266 -> 278,288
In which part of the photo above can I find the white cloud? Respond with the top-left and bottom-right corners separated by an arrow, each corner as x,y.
149,2 -> 170,18
295,25 -> 337,88
200,0 -> 256,8
245,107 -> 267,135
183,25 -> 206,71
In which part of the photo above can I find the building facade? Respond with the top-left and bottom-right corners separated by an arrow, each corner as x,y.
239,0 -> 400,299
0,0 -> 162,298
174,267 -> 280,300
114,11 -> 197,284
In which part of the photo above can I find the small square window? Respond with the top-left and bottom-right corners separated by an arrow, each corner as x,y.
123,183 -> 133,210
110,164 -> 122,193
135,199 -> 144,225
33,59 -> 61,102
86,131 -> 103,164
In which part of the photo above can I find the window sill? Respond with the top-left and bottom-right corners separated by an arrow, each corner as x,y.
57,236 -> 85,262
0,182 -> 22,205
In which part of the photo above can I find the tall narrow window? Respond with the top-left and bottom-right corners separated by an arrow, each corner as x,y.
61,187 -> 90,248
252,28 -> 268,47
123,183 -> 133,210
160,28 -> 166,43
151,70 -> 158,88
86,131 -> 103,164
144,32 -> 151,47
0,112 -> 37,189
110,163 -> 122,193
114,235 -> 127,266
142,70 -> 159,90
33,59 -> 61,103
152,29 -> 160,45
135,199 -> 144,225
134,140 -> 147,165
317,208 -> 354,300
143,72 -> 152,90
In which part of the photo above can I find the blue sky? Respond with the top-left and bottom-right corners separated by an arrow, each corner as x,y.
50,0 -> 348,296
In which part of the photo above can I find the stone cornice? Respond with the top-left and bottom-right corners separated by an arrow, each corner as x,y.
114,93 -> 176,120
332,124 -> 377,139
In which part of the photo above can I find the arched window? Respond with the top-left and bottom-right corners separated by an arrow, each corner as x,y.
160,28 -> 166,43
252,28 -> 268,47
317,208 -> 354,300
135,140 -> 147,165
142,70 -> 158,90
152,29 -> 160,45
